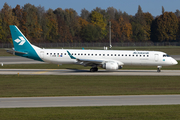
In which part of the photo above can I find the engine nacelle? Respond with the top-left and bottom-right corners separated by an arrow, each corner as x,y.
102,62 -> 119,70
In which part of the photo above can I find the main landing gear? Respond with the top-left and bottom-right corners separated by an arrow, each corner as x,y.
157,66 -> 162,72
90,67 -> 98,72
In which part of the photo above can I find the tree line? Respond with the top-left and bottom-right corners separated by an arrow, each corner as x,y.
0,3 -> 180,43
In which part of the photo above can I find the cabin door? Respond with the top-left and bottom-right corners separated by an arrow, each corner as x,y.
40,51 -> 44,58
154,54 -> 159,62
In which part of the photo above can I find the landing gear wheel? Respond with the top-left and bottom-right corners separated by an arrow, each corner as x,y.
157,66 -> 162,72
157,68 -> 161,72
90,68 -> 94,72
90,67 -> 98,72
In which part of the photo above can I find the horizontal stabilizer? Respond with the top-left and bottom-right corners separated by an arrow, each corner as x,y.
6,50 -> 27,55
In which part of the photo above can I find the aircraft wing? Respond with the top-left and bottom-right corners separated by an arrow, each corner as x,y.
67,51 -> 124,66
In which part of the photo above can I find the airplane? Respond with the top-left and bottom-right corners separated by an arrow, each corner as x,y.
8,25 -> 178,72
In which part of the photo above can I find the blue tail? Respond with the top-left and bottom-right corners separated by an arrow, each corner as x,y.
9,25 -> 43,61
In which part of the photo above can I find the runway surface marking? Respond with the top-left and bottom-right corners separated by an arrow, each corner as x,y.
31,69 -> 57,74
0,69 -> 180,76
0,95 -> 180,108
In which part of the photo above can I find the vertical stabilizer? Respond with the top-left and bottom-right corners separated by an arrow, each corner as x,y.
9,25 -> 42,61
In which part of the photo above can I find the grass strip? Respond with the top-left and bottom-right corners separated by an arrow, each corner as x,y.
0,105 -> 180,120
0,75 -> 180,97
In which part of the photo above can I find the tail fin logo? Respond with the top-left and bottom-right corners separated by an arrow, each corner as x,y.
14,36 -> 26,45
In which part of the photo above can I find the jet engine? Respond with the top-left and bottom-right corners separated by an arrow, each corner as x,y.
102,62 -> 119,70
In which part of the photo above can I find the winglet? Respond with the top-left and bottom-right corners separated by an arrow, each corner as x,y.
67,51 -> 76,59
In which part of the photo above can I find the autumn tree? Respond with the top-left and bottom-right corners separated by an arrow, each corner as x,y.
106,7 -> 117,20
45,9 -> 58,42
111,17 -> 132,42
1,3 -> 19,43
80,8 -> 90,22
36,6 -> 48,42
0,16 -> 5,42
80,24 -> 101,42
151,12 -> 178,41
131,5 -> 147,41
162,6 -> 165,14
111,19 -> 121,42
143,12 -> 154,40
12,5 -> 28,38
23,4 -> 42,42
78,17 -> 97,42
54,8 -> 73,43
175,9 -> 180,17
90,11 -> 107,39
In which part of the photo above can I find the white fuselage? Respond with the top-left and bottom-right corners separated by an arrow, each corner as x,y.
35,49 -> 177,66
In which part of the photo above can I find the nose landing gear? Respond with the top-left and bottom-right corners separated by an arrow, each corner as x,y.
157,66 -> 162,72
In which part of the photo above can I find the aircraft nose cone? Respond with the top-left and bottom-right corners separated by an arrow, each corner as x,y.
171,58 -> 178,65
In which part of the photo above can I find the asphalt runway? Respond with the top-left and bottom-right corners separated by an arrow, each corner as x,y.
0,69 -> 180,76
0,55 -> 180,64
0,95 -> 180,108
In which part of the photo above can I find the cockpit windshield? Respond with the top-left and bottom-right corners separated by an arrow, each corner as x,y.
163,54 -> 170,57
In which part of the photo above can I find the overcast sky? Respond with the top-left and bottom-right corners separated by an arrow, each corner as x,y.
0,0 -> 179,16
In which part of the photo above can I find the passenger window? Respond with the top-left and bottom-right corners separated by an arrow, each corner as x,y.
84,54 -> 86,56
147,55 -> 149,57
103,54 -> 105,56
99,54 -> 101,56
64,53 -> 66,55
111,54 -> 113,56
81,54 -> 83,55
125,54 -> 127,56
78,53 -> 80,55
129,55 -> 131,56
91,54 -> 93,56
136,55 -> 138,57
107,54 -> 109,56
118,54 -> 120,56
122,54 -> 124,56
115,54 -> 116,56
143,55 -> 145,57
132,55 -> 134,57
54,53 -> 56,55
57,53 -> 59,55
88,54 -> 90,56
47,53 -> 48,55
75,53 -> 76,55
95,54 -> 97,56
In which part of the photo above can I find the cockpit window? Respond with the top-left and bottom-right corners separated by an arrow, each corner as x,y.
163,54 -> 170,57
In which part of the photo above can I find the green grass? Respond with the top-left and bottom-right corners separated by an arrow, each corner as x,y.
1,60 -> 180,70
0,75 -> 180,97
0,105 -> 180,120
0,49 -> 13,56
